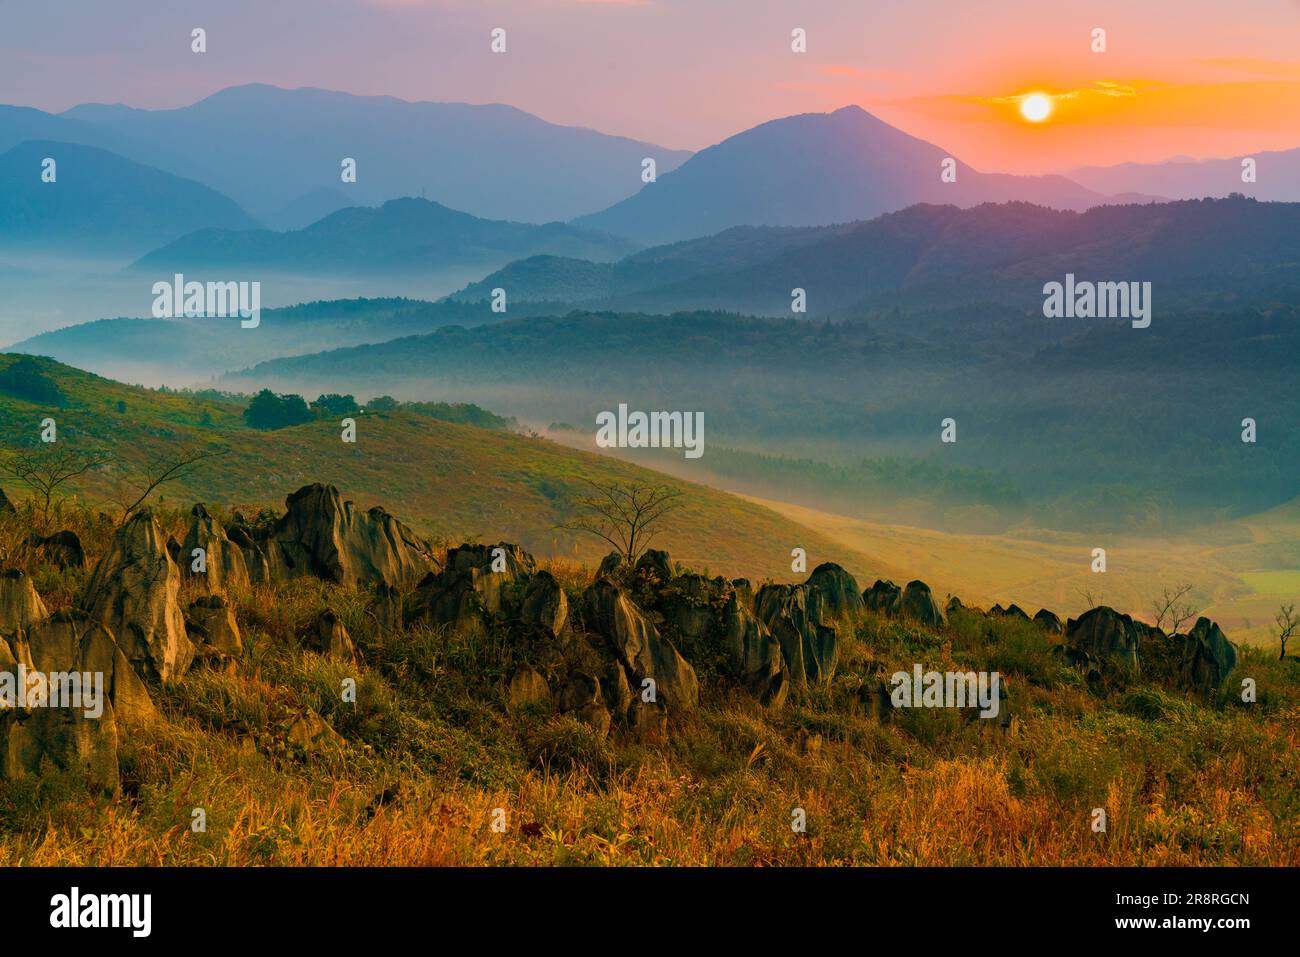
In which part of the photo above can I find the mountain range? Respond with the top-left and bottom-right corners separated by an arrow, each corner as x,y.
1070,148 -> 1300,202
130,197 -> 639,276
457,195 -> 1300,316
45,84 -> 693,224
0,140 -> 258,254
573,106 -> 1155,244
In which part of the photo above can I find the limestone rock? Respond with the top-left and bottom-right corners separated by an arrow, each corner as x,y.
519,570 -> 569,636
0,609 -> 156,796
1033,608 -> 1065,633
80,509 -> 193,684
805,562 -> 864,621
900,580 -> 944,628
260,484 -> 435,590
182,504 -> 250,594
1065,606 -> 1143,679
1180,617 -> 1237,693
722,591 -> 786,706
187,594 -> 242,659
508,666 -> 550,710
582,579 -> 698,711
308,609 -> 356,663
0,569 -> 48,635
863,579 -> 902,615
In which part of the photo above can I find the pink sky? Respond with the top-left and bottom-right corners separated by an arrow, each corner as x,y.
3,0 -> 1300,172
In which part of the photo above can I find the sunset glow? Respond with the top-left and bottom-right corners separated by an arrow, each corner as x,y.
1019,93 -> 1053,123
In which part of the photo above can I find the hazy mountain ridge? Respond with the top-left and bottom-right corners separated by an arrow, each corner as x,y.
573,105 -> 1149,243
0,139 -> 259,254
130,197 -> 639,276
48,83 -> 693,223
461,196 -> 1300,316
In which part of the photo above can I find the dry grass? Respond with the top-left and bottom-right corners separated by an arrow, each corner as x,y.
2,492 -> 1299,866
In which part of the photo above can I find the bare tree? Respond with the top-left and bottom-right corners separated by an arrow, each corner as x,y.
1276,602 -> 1298,660
0,445 -> 111,526
1150,583 -> 1199,635
113,444 -> 229,523
557,479 -> 684,564
1073,584 -> 1102,611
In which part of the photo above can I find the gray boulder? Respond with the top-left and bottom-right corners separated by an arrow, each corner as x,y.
582,579 -> 698,711
0,569 -> 48,635
0,609 -> 156,795
722,590 -> 786,706
1065,606 -> 1143,679
182,504 -> 250,594
1181,617 -> 1237,693
805,562 -> 864,621
80,509 -> 194,684
899,580 -> 945,629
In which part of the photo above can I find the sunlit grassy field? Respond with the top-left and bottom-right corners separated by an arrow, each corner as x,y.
1,503 -> 1298,866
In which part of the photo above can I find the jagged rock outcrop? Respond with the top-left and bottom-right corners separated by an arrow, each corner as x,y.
27,530 -> 85,569
755,583 -> 837,685
557,671 -> 611,735
1180,617 -> 1237,693
257,484 -> 435,591
443,542 -> 535,616
805,562 -> 864,621
0,486 -> 14,515
0,609 -> 156,796
508,666 -> 550,711
80,509 -> 193,684
369,583 -> 404,633
899,580 -> 945,628
661,573 -> 724,643
596,551 -> 625,579
1063,606 -> 1143,680
285,709 -> 345,755
721,591 -> 786,706
182,504 -> 250,594
186,595 -> 242,671
863,579 -> 902,614
1033,608 -> 1065,633
408,542 -> 537,630
583,579 -> 698,711
633,549 -> 674,587
991,603 -> 1032,623
519,570 -> 569,637
0,569 -> 48,635
307,609 -> 356,664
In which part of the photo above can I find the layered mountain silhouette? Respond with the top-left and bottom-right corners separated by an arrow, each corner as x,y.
573,106 -> 1147,244
131,197 -> 638,275
47,84 -> 691,222
1070,148 -> 1300,202
466,196 -> 1300,315
0,140 -> 258,254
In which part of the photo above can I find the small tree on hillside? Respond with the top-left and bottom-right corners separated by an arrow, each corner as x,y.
1150,583 -> 1199,635
1277,602 -> 1298,660
113,444 -> 230,523
557,479 -> 684,565
0,445 -> 111,526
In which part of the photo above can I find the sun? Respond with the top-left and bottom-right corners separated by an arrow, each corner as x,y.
1019,92 -> 1053,123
